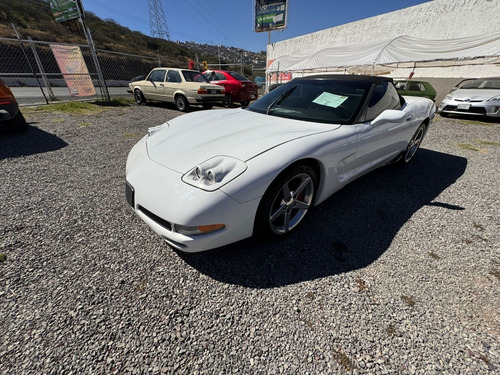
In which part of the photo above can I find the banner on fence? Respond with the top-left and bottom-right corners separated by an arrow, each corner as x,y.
50,44 -> 96,97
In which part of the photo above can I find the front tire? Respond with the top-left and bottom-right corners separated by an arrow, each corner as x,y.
254,165 -> 317,238
175,95 -> 189,112
240,101 -> 250,107
134,89 -> 146,105
222,95 -> 233,108
401,123 -> 426,164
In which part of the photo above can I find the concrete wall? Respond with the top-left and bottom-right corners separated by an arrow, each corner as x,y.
267,0 -> 500,101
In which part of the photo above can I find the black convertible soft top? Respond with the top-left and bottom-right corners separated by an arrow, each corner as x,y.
293,74 -> 393,84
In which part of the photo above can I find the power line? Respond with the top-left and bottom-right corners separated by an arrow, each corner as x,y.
182,0 -> 252,50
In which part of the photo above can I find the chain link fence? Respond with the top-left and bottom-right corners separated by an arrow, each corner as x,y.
0,36 -> 163,105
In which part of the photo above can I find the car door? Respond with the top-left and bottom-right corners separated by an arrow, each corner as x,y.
352,82 -> 411,175
143,69 -> 166,100
164,70 -> 182,103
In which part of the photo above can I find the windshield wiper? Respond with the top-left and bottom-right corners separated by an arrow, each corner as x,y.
266,85 -> 297,115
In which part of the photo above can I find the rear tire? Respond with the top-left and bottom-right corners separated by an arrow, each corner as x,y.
254,165 -> 317,239
175,95 -> 189,112
240,101 -> 250,107
401,123 -> 426,165
7,111 -> 28,133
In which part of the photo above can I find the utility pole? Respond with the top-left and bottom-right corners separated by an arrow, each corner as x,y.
148,0 -> 171,40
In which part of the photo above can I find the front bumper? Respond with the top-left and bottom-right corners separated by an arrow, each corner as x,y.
0,102 -> 18,122
438,99 -> 500,117
125,139 -> 259,252
193,95 -> 226,105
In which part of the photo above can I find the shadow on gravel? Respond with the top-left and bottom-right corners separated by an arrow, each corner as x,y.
0,125 -> 68,160
178,149 -> 467,288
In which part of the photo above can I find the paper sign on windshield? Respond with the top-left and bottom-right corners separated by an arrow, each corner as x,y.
312,92 -> 347,108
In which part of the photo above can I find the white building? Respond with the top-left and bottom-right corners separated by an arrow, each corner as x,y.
266,0 -> 500,101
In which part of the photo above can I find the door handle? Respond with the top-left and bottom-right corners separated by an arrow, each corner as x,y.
159,84 -> 164,87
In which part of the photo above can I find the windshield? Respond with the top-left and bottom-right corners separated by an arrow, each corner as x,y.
230,72 -> 250,81
462,78 -> 500,90
247,78 -> 371,125
182,70 -> 209,83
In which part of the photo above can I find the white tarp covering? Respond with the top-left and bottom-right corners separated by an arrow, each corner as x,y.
266,32 -> 500,75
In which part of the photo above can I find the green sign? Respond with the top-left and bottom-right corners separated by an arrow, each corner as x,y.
49,0 -> 81,23
255,0 -> 287,33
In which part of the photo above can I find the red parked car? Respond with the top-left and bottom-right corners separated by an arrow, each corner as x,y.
202,70 -> 258,107
0,79 -> 27,132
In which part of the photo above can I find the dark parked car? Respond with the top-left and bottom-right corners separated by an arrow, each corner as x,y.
0,79 -> 28,132
202,70 -> 259,107
254,76 -> 265,88
395,80 -> 437,101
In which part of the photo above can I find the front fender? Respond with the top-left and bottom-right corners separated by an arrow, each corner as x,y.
220,125 -> 357,205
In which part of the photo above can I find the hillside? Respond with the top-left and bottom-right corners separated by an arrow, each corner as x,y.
0,0 -> 265,71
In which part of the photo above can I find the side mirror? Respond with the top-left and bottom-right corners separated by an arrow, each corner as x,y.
371,110 -> 406,126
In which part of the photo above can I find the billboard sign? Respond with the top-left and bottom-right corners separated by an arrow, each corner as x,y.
254,0 -> 287,32
49,0 -> 83,23
50,44 -> 96,97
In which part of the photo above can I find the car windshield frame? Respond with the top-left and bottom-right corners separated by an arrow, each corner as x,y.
247,78 -> 372,125
182,70 -> 210,83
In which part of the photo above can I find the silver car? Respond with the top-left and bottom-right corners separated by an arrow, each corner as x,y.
438,77 -> 500,118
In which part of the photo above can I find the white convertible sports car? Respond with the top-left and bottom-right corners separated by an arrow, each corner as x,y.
126,75 -> 436,252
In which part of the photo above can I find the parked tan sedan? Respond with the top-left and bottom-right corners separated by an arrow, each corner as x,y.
129,68 -> 225,112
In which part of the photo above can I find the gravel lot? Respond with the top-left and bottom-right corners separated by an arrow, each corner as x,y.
1,102 -> 499,374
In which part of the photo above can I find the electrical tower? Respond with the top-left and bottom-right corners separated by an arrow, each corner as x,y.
148,0 -> 171,40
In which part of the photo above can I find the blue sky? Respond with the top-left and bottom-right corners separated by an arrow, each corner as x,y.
82,0 -> 432,52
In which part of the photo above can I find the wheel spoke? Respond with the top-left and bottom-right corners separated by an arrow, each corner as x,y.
270,203 -> 287,223
281,183 -> 291,202
294,200 -> 310,211
293,176 -> 311,198
282,209 -> 292,232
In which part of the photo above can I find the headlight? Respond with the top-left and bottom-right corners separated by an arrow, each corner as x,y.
486,95 -> 500,102
182,156 -> 247,191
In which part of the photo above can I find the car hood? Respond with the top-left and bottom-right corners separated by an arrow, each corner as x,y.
449,88 -> 500,101
146,109 -> 338,173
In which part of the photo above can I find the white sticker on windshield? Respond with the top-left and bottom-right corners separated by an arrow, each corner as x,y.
312,92 -> 348,108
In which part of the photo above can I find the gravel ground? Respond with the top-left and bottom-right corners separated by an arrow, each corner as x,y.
1,103 -> 499,374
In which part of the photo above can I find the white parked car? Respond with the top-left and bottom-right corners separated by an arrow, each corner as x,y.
438,77 -> 500,118
126,75 -> 436,252
129,68 -> 225,111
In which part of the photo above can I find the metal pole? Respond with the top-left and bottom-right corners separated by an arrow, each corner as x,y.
11,24 -> 51,103
74,1 -> 110,100
27,37 -> 56,101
